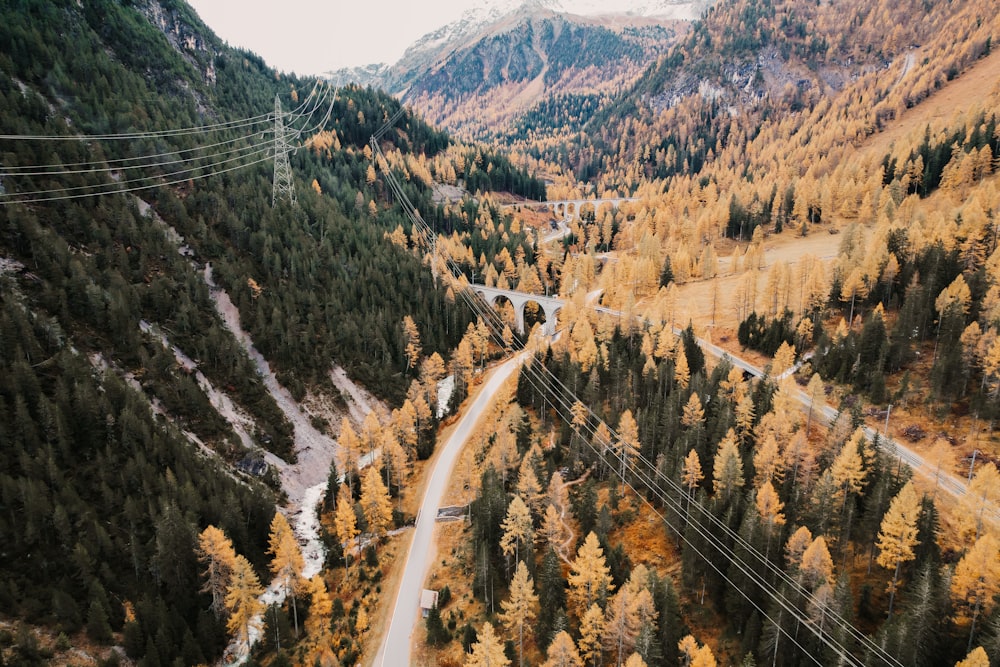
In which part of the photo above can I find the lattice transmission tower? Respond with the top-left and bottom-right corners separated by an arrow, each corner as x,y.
272,95 -> 296,207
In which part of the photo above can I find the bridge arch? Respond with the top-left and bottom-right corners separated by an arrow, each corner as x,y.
469,285 -> 564,336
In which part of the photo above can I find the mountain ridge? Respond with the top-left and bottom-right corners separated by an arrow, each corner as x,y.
324,0 -> 706,139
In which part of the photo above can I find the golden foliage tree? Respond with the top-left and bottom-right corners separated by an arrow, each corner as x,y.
500,560 -> 539,667
304,574 -> 337,666
500,495 -> 535,566
830,435 -> 866,508
681,448 -> 704,496
333,483 -> 359,574
268,512 -> 304,636
958,462 -> 1000,545
339,417 -> 362,491
955,647 -> 990,667
950,533 -> 1000,650
465,621 -> 511,667
603,585 -> 640,667
681,393 -> 704,428
569,532 -> 614,620
225,554 -> 264,652
755,480 -> 786,558
875,481 -> 922,615
624,655 -> 648,667
516,455 -> 544,515
616,410 -> 641,493
712,430 -> 744,501
544,630 -> 583,667
541,503 -> 569,554
197,525 -> 236,620
681,448 -> 703,523
402,315 -> 422,372
578,603 -> 606,667
799,536 -> 834,590
678,635 -> 716,667
784,525 -> 813,572
753,434 -> 785,488
674,350 -> 690,389
360,466 -> 393,551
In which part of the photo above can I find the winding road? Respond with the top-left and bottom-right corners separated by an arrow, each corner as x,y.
375,354 -> 526,666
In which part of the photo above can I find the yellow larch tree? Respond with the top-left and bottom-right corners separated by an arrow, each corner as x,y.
304,574 -> 337,667
958,462 -> 1000,545
830,435 -> 866,510
771,341 -> 797,378
465,621 -> 510,667
267,512 -> 304,636
360,466 -> 393,551
936,274 -> 972,317
338,417 -> 362,492
784,526 -> 813,573
955,647 -> 990,667
678,635 -> 716,667
360,411 -> 382,460
544,630 -> 583,667
397,399 -> 419,458
500,560 -> 539,667
840,266 -> 869,326
753,434 -> 785,488
674,350 -> 690,389
197,525 -> 237,620
225,554 -> 264,652
755,480 -> 786,558
681,393 -> 704,429
616,410 -> 641,494
420,351 -> 447,389
384,433 -> 408,507
333,483 -> 359,574
402,315 -> 422,372
735,395 -> 755,445
603,585 -> 639,667
950,533 -> 1000,651
500,495 -> 535,565
568,532 -> 614,620
681,449 -> 703,523
453,336 -> 475,392
805,374 -> 825,433
516,455 -> 544,515
712,429 -> 744,502
624,654 -> 649,667
578,603 -> 606,667
799,536 -> 834,590
541,503 -> 569,554
875,481 -> 922,615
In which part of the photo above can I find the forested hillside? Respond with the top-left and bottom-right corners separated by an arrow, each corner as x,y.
0,0 -> 544,662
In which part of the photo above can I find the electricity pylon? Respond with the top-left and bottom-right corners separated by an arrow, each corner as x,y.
272,95 -> 296,207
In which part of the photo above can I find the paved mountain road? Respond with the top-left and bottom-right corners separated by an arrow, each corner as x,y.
375,354 -> 524,666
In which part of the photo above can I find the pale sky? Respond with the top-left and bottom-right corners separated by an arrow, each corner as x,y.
186,0 -> 477,74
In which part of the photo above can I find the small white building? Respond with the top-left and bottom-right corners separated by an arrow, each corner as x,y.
420,589 -> 439,618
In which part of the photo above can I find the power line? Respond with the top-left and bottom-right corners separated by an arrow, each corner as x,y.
0,83 -> 334,206
0,153 -> 275,206
1,143 -> 272,204
0,131 -> 267,177
0,79 -> 322,143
